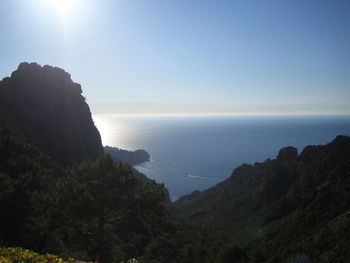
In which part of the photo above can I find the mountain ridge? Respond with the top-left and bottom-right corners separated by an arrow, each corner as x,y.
173,135 -> 350,262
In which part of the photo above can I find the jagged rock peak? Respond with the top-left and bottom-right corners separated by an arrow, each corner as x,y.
3,62 -> 82,95
16,62 -> 71,79
277,146 -> 298,161
0,62 -> 103,165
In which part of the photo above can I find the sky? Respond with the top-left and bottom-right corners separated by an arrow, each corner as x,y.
0,0 -> 349,116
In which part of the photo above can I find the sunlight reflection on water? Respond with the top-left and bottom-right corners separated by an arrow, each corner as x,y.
93,115 -> 133,148
92,115 -> 350,199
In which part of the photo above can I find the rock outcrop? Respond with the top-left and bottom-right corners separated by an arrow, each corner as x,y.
277,146 -> 298,162
0,62 -> 103,165
173,136 -> 350,262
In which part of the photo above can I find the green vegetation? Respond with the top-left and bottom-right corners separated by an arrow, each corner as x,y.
0,132 -> 229,263
0,247 -> 81,263
2,131 -> 350,263
0,64 -> 235,263
173,136 -> 350,263
0,247 -> 139,263
1,63 -> 349,262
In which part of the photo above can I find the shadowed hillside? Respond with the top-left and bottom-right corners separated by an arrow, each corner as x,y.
173,135 -> 350,262
0,62 -> 103,165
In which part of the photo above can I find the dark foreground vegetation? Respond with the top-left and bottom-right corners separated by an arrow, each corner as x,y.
1,63 -> 350,263
0,63 -> 227,263
0,130 -> 230,263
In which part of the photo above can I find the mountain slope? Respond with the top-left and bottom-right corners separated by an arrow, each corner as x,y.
104,146 -> 150,165
173,135 -> 350,262
0,62 -> 103,165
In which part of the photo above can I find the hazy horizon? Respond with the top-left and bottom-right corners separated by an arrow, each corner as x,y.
91,114 -> 350,198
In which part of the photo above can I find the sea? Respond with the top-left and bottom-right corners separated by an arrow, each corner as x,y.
94,115 -> 350,201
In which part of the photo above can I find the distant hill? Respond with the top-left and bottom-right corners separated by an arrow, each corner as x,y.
0,62 -> 103,165
104,146 -> 150,165
173,135 -> 350,262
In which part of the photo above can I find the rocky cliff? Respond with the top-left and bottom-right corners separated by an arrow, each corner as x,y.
173,135 -> 350,262
0,62 -> 103,165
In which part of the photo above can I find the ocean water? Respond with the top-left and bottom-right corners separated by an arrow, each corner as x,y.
94,115 -> 350,200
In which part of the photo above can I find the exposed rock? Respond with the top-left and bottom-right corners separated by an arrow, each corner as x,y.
277,146 -> 298,161
0,62 -> 103,165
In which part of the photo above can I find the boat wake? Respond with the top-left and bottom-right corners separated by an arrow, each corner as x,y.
185,174 -> 220,181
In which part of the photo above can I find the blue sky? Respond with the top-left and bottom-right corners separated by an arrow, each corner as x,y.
0,0 -> 349,116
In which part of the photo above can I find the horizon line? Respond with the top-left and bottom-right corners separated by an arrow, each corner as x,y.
92,112 -> 350,118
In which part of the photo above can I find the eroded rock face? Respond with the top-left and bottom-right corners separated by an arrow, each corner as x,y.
173,136 -> 350,262
277,146 -> 298,162
0,62 -> 103,165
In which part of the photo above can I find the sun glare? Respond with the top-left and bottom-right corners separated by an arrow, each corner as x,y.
44,0 -> 77,17
93,115 -> 134,148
